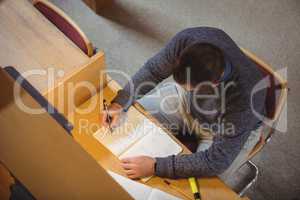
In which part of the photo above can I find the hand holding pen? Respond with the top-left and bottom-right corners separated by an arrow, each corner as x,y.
103,100 -> 113,133
100,100 -> 123,132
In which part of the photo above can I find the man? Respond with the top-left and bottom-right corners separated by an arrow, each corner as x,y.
100,27 -> 266,181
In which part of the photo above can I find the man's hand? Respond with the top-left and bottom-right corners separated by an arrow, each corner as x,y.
121,156 -> 156,179
99,102 -> 123,128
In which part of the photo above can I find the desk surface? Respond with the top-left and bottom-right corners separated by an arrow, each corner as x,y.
0,1 -> 242,198
0,0 -> 90,93
71,79 -> 242,200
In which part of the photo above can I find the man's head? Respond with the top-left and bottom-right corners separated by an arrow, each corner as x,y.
173,43 -> 225,89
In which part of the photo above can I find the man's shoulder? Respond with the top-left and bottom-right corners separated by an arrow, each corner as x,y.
173,27 -> 228,41
177,27 -> 226,35
173,27 -> 239,53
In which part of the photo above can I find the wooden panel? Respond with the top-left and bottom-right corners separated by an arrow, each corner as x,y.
43,51 -> 108,118
0,0 -> 89,93
0,68 -> 132,200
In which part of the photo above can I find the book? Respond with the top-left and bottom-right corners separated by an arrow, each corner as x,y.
93,106 -> 182,181
93,107 -> 182,158
108,170 -> 181,200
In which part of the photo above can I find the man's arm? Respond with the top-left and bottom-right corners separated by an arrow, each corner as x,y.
113,30 -> 193,110
155,133 -> 248,178
155,110 -> 256,178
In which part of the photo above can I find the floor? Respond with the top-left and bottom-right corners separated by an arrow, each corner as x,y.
51,0 -> 300,199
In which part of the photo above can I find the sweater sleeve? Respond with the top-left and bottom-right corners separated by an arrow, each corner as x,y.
154,109 -> 256,178
112,30 -> 192,110
155,131 -> 250,178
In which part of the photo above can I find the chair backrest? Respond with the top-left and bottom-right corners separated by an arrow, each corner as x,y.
255,62 -> 285,121
241,48 -> 288,159
33,0 -> 94,57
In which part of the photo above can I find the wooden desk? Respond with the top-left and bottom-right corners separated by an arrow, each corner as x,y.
71,79 -> 242,200
0,1 -> 243,198
0,0 -> 90,93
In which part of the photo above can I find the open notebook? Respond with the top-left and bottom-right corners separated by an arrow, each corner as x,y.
108,171 -> 181,200
93,107 -> 182,180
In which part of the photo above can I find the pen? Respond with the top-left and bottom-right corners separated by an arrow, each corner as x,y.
103,100 -> 113,133
188,177 -> 201,200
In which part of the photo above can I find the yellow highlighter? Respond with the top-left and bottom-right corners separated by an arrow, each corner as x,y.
188,177 -> 201,200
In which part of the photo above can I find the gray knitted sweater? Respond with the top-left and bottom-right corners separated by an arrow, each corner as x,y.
113,27 -> 266,178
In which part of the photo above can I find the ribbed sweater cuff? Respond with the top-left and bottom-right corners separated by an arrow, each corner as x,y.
154,156 -> 175,178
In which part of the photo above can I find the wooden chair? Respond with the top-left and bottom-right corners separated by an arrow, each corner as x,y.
33,0 -> 95,57
237,48 -> 288,196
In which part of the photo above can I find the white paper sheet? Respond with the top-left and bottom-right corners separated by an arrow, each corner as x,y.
108,171 -> 181,200
119,119 -> 182,159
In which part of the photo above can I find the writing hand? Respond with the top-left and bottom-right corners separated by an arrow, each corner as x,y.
100,102 -> 123,128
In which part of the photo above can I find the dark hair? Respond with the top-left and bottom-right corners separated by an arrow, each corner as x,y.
173,43 -> 225,87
